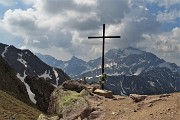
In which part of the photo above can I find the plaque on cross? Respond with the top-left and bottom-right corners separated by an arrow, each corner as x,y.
88,24 -> 121,90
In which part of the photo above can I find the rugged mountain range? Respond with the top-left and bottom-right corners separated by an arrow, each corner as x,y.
0,43 -> 70,111
35,53 -> 88,77
0,43 -> 70,86
36,47 -> 180,78
36,47 -> 180,95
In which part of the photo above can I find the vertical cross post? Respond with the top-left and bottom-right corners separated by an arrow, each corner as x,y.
88,24 -> 120,90
102,24 -> 105,89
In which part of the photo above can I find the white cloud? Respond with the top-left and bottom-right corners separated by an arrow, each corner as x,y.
2,8 -> 72,49
143,27 -> 180,52
0,0 -> 179,65
157,9 -> 180,23
147,0 -> 180,8
74,0 -> 97,6
142,27 -> 180,65
3,9 -> 38,36
155,27 -> 180,52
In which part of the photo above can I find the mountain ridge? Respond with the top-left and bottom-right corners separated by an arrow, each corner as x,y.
36,47 -> 180,95
0,43 -> 70,86
37,47 -> 180,77
0,43 -> 70,109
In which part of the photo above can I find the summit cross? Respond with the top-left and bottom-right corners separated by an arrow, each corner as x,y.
88,24 -> 121,90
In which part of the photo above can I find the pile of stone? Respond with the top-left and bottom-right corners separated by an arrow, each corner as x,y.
38,80 -> 114,120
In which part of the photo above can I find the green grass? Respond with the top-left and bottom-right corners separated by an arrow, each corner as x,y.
0,90 -> 41,120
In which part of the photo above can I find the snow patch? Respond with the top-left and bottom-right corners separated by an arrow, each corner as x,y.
170,83 -> 176,90
18,53 -> 23,57
119,78 -> 126,94
17,58 -> 27,67
53,68 -> 59,86
64,63 -> 68,68
86,76 -> 93,80
1,46 -> 9,57
38,70 -> 52,79
158,62 -> 172,70
16,71 -> 37,104
109,83 -> 115,86
134,68 -> 143,76
80,65 -> 93,74
98,65 -> 102,69
109,72 -> 121,76
105,62 -> 117,68
95,74 -> 101,77
148,81 -> 155,87
105,64 -> 111,68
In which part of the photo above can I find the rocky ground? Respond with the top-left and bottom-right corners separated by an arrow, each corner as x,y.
38,80 -> 180,120
99,92 -> 180,120
1,78 -> 179,120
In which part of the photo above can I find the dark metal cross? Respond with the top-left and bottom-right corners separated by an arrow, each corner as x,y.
88,24 -> 120,90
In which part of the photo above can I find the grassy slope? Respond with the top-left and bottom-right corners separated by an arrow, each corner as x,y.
0,90 -> 41,120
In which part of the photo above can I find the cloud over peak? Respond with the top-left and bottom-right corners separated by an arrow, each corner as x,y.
0,0 -> 179,65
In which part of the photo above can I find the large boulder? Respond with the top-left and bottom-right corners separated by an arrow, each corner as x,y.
62,80 -> 101,96
93,89 -> 113,98
62,80 -> 85,93
48,86 -> 91,120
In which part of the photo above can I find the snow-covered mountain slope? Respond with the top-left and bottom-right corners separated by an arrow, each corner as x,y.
0,43 -> 70,86
83,47 -> 179,77
36,47 -> 180,95
36,47 -> 180,78
0,53 -> 56,112
105,67 -> 180,95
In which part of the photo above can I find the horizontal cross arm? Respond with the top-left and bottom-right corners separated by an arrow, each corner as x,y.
104,36 -> 121,38
88,36 -> 121,39
88,36 -> 103,39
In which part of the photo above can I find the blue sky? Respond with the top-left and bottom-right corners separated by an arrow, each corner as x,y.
0,0 -> 179,65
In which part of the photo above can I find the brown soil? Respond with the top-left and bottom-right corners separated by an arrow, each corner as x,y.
0,90 -> 41,120
95,92 -> 180,120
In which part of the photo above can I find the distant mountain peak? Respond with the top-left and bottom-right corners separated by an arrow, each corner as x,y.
122,47 -> 144,55
126,46 -> 139,50
69,56 -> 85,63
71,55 -> 79,60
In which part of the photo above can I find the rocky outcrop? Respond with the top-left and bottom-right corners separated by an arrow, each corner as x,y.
62,80 -> 103,95
62,80 -> 86,93
48,87 -> 91,120
36,80 -> 115,120
25,76 -> 55,112
130,94 -> 147,102
94,89 -> 113,98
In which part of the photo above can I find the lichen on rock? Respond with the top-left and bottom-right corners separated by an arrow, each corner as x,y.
48,86 -> 91,120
